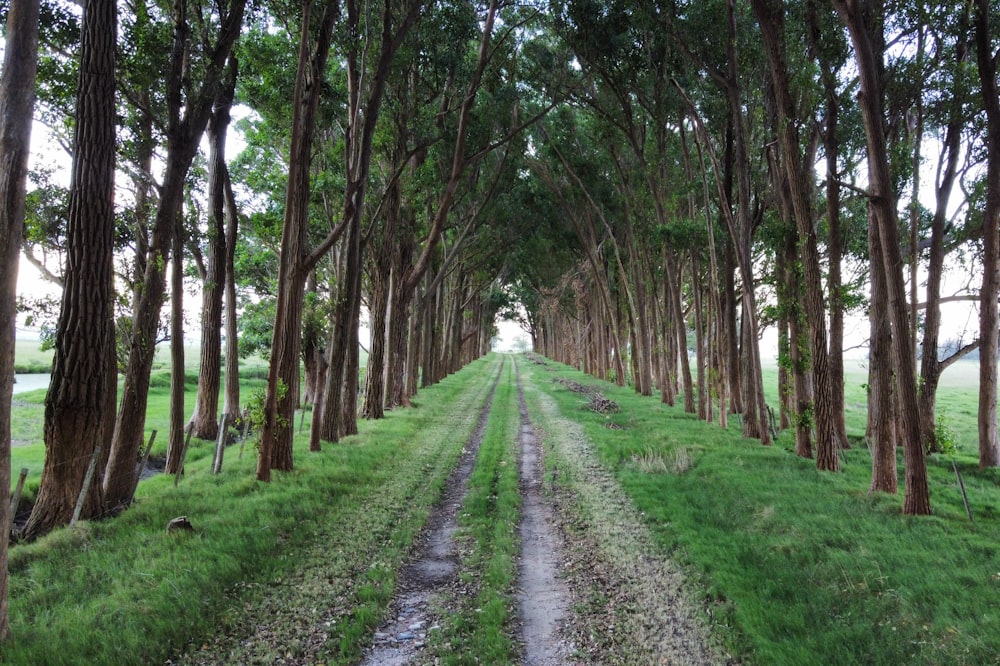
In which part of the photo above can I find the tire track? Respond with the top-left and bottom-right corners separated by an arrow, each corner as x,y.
358,355 -> 507,666
523,364 -> 733,665
514,357 -> 574,665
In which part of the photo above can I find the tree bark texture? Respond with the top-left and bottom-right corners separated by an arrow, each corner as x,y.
166,217 -> 186,476
222,165 -> 241,424
24,0 -> 117,538
189,63 -> 237,440
753,0 -> 837,469
258,1 -> 337,479
867,207 -> 898,494
974,0 -> 1000,468
105,0 -> 245,504
918,16 -> 968,453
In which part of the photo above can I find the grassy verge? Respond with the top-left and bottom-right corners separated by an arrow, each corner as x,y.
8,367 -> 269,507
428,356 -> 522,665
524,355 -> 1000,665
1,354 -> 503,666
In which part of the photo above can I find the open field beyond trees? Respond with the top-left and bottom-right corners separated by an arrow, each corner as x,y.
4,352 -> 998,665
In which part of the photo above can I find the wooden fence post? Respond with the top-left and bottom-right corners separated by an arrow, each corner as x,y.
953,461 -> 974,522
174,424 -> 194,487
238,416 -> 251,459
9,467 -> 28,519
71,446 -> 102,527
131,430 -> 158,498
212,413 -> 229,474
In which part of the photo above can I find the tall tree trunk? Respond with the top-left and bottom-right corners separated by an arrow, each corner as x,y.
753,0 -> 836,468
166,214 -> 186,476
188,61 -> 236,440
319,213 -> 362,442
361,171 -> 400,419
676,16 -> 771,443
868,205 -> 898,494
258,2 -> 337,479
835,0 -> 930,513
405,283 -> 423,399
813,24 -> 851,450
295,0 -> 421,449
786,236 -> 813,459
301,271 -> 325,407
919,10 -> 969,453
341,251 -> 363,437
105,0 -> 245,503
23,0 -> 117,538
0,0 -> 40,633
222,166 -> 241,424
722,239 -> 742,415
316,254 -> 346,445
974,0 -> 1000,467
775,250 -> 793,431
692,255 -> 708,421
666,257 -> 695,413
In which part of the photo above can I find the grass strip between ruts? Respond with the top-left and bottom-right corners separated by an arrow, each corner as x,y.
426,356 -> 523,665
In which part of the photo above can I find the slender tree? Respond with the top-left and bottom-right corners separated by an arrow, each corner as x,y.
104,0 -> 246,507
258,0 -> 340,479
974,0 -> 1000,467
752,0 -> 838,469
189,58 -> 238,440
833,0 -> 931,514
0,0 -> 40,634
165,209 -> 186,475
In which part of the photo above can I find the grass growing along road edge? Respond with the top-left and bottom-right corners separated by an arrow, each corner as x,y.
6,350 -> 1000,665
2,354 -> 504,665
522,355 -> 1000,665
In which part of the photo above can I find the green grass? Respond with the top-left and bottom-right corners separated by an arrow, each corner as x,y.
12,338 -> 53,374
1,354 -> 504,666
428,356 -> 522,665
762,358 -> 983,452
524,356 -> 1000,665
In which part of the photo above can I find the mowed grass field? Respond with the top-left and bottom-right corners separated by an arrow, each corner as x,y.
761,356 -> 983,451
9,339 -> 272,505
